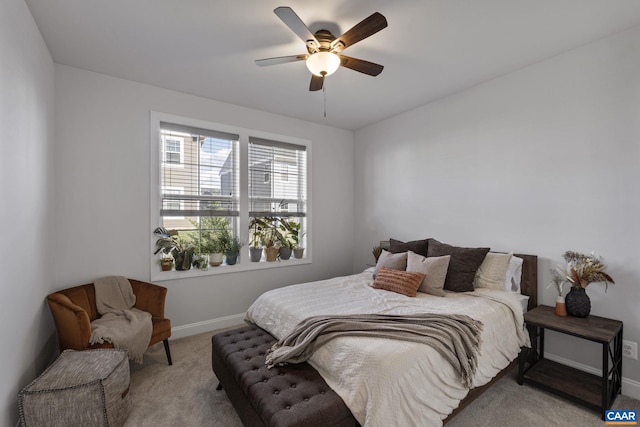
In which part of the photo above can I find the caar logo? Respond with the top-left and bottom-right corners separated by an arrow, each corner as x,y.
605,410 -> 638,425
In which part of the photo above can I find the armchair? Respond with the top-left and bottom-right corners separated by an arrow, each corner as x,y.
47,279 -> 172,365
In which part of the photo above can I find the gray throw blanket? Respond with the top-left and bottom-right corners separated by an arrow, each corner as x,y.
265,313 -> 483,388
89,276 -> 152,363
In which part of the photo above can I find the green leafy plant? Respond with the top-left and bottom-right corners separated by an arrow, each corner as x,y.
281,220 -> 304,249
153,227 -> 196,271
218,228 -> 244,254
200,231 -> 226,254
249,217 -> 284,248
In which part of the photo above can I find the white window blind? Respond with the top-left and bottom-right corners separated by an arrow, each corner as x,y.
160,122 -> 239,220
248,137 -> 307,218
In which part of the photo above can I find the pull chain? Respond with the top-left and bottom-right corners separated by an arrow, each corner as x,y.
323,84 -> 327,118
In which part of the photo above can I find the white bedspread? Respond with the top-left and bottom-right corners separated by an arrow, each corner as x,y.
245,270 -> 530,427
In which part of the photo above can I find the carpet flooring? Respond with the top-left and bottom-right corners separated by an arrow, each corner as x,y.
125,328 -> 640,426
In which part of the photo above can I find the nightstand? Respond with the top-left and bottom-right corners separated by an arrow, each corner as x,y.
518,305 -> 623,418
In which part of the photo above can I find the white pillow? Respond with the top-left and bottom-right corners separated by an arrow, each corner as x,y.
474,252 -> 513,290
406,251 -> 450,297
513,293 -> 530,313
504,256 -> 524,293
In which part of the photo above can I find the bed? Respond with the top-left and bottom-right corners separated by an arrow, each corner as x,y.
218,244 -> 537,426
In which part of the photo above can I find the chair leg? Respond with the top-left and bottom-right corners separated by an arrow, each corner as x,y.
163,339 -> 173,365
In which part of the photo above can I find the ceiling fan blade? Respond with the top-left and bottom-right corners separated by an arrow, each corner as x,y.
255,54 -> 308,67
331,12 -> 387,53
339,55 -> 384,76
274,7 -> 320,52
309,75 -> 324,91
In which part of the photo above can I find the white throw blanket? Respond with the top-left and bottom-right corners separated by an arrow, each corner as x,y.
89,276 -> 152,363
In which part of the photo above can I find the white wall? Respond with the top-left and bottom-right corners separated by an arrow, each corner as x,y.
0,0 -> 55,425
354,26 -> 640,393
53,65 -> 355,331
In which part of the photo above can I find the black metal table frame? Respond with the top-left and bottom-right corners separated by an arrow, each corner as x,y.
519,322 -> 623,418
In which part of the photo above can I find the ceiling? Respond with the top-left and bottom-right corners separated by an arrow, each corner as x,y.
25,0 -> 640,130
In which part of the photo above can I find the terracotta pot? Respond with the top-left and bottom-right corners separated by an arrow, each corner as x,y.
554,296 -> 567,316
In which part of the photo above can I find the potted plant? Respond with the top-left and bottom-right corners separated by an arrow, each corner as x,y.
192,252 -> 209,270
262,217 -> 285,262
249,217 -> 268,262
293,246 -> 305,259
284,221 -> 305,259
153,227 -> 195,271
219,229 -> 243,265
202,232 -> 225,267
277,219 -> 300,260
159,257 -> 174,271
551,251 -> 615,318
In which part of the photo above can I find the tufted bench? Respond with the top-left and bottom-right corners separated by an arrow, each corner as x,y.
212,324 -> 358,427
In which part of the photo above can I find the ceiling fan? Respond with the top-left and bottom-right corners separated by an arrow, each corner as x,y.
255,7 -> 388,91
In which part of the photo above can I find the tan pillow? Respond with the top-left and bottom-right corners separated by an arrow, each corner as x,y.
373,249 -> 408,278
474,252 -> 513,290
406,251 -> 451,297
372,267 -> 425,297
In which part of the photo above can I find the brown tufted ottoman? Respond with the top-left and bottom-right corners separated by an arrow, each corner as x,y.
212,324 -> 358,427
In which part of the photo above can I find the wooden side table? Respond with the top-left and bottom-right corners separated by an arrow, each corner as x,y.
518,305 -> 623,418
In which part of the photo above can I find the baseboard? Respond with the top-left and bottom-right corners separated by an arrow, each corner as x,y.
545,352 -> 640,400
170,313 -> 246,340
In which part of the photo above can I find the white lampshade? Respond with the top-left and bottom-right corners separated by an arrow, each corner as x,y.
306,52 -> 340,77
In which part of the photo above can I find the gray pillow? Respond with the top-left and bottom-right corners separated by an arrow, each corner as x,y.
373,250 -> 407,278
389,238 -> 429,257
427,239 -> 490,292
406,251 -> 450,297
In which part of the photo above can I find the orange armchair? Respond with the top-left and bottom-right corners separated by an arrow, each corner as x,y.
47,279 -> 172,365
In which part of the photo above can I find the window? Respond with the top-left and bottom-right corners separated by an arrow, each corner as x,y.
162,136 -> 183,165
150,112 -> 311,279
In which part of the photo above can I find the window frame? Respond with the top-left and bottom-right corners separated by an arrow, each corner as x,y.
150,111 -> 312,281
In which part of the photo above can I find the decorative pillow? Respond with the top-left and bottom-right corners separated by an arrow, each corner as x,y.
514,293 -> 530,313
373,250 -> 408,278
474,252 -> 513,290
389,238 -> 429,257
427,239 -> 490,292
372,267 -> 425,297
504,256 -> 524,293
406,251 -> 450,297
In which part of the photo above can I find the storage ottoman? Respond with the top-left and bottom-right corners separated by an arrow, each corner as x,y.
18,349 -> 131,427
212,324 -> 358,427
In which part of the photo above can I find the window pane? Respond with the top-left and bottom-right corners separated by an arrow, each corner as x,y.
248,138 -> 307,253
159,125 -> 240,253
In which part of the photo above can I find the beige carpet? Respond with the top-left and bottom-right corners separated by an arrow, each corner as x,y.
125,328 -> 640,426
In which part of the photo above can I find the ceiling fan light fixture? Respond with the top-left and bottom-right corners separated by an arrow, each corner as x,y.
306,52 -> 340,77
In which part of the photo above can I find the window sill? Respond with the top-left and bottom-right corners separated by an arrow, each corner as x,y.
150,256 -> 312,282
